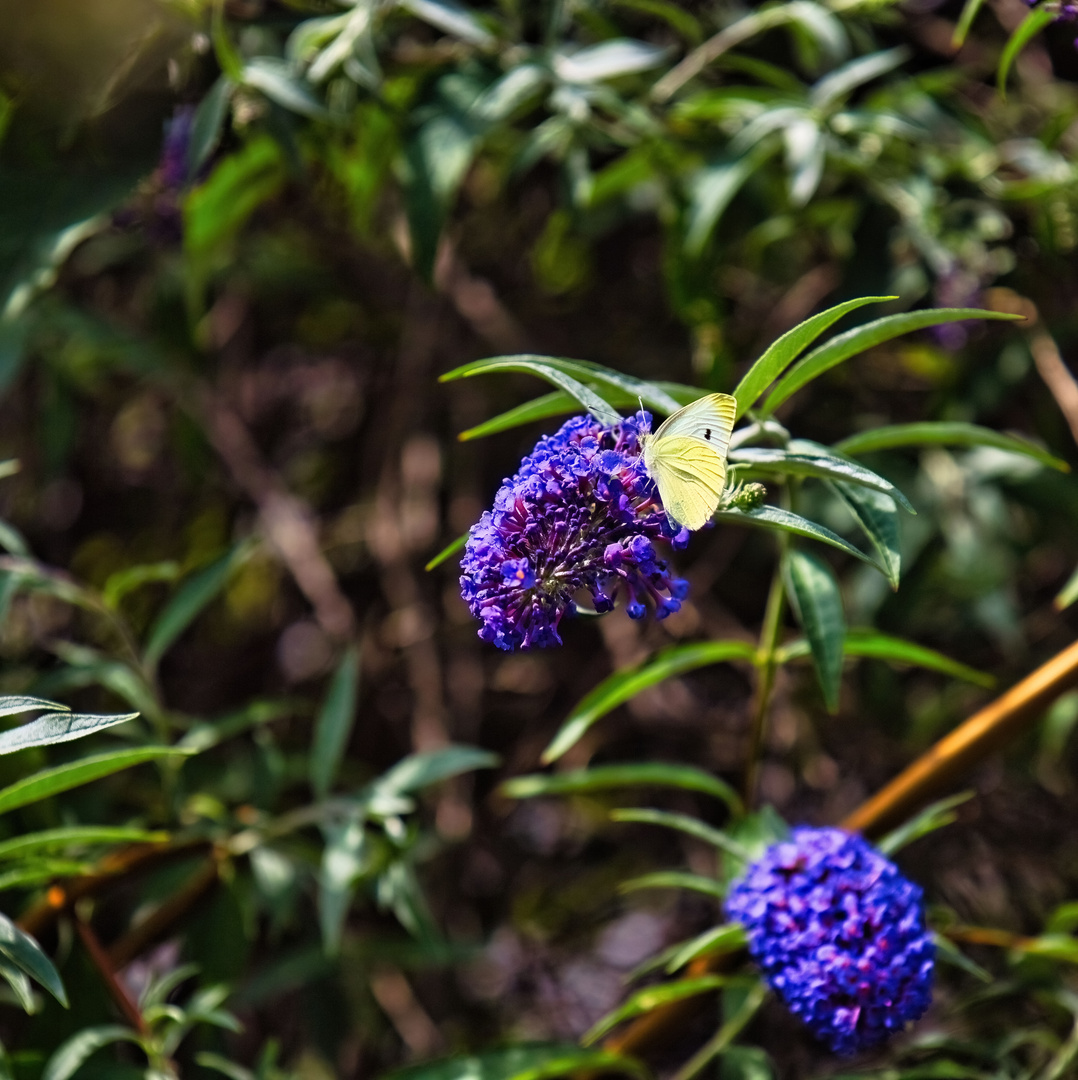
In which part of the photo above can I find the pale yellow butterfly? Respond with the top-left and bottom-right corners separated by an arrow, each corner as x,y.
640,393 -> 738,531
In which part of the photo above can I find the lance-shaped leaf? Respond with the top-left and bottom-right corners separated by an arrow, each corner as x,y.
611,809 -> 750,861
425,532 -> 468,572
760,309 -> 1022,416
502,763 -> 741,813
456,381 -> 702,441
0,747 -> 192,816
830,480 -> 901,589
542,640 -> 757,764
619,871 -> 726,900
834,421 -> 1067,471
310,646 -> 361,801
442,353 -> 686,419
370,745 -> 498,800
319,807 -> 369,955
0,912 -> 66,1006
0,696 -> 68,720
784,548 -> 845,712
713,505 -> 885,574
0,711 -> 138,755
876,792 -> 974,856
0,826 -> 167,861
665,924 -> 748,973
775,628 -> 994,686
998,4 -> 1057,94
41,1026 -> 144,1080
731,441 -> 914,512
582,975 -> 741,1046
384,1044 -> 649,1080
731,296 -> 892,418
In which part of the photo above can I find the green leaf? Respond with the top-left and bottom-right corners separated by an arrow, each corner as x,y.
0,912 -> 66,1006
384,1044 -> 649,1080
1057,563 -> 1078,611
319,808 -> 369,955
732,297 -> 892,418
582,976 -> 737,1045
425,532 -> 468,572
665,923 -> 748,973
830,481 -> 901,589
0,826 -> 168,861
440,355 -> 621,427
834,421 -> 1068,471
0,954 -> 34,1013
713,505 -> 884,574
554,39 -> 670,82
998,5 -> 1057,95
761,309 -> 1023,416
243,58 -> 329,119
456,382 -> 701,441
684,146 -> 776,256
0,747 -> 192,816
399,0 -> 496,47
441,354 -> 690,425
932,931 -> 992,984
876,792 -> 974,855
0,696 -> 68,720
952,0 -> 987,47
542,641 -> 757,764
502,763 -> 742,812
310,646 -> 361,801
776,629 -> 994,687
611,809 -> 750,861
0,711 -> 138,755
102,561 -> 180,610
187,75 -> 235,176
371,745 -> 499,799
41,1025 -> 143,1080
842,629 -> 994,687
731,442 -> 914,512
618,871 -> 726,900
784,548 -> 845,712
143,540 -> 255,671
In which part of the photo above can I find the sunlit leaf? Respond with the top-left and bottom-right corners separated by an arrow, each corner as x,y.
243,58 -> 329,119
0,711 -> 138,755
732,296 -> 892,417
399,0 -> 496,47
502,763 -> 741,812
554,39 -> 670,83
952,0 -> 988,47
371,745 -> 499,799
684,145 -> 776,256
1057,563 -> 1078,610
0,826 -> 166,861
425,532 -> 469,572
830,481 -> 901,589
998,5 -> 1057,95
784,548 -> 845,712
834,421 -> 1067,471
187,75 -> 236,176
760,309 -> 1022,416
619,871 -> 726,899
611,809 -> 750,860
665,923 -> 748,973
542,640 -> 757,764
877,792 -> 974,855
0,696 -> 68,720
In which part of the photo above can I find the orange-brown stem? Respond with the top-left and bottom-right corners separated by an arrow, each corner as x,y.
76,918 -> 149,1037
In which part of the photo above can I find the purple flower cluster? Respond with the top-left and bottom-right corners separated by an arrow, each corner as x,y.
725,827 -> 934,1056
460,412 -> 689,650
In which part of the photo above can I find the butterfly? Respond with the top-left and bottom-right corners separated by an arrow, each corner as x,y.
640,393 -> 738,531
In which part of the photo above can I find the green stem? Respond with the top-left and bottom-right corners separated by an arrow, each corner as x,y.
670,980 -> 768,1080
742,540 -> 788,808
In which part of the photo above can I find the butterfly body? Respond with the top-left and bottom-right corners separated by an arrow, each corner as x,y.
640,393 -> 737,531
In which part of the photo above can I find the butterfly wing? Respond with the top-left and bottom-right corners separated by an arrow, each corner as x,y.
653,393 -> 737,458
645,436 -> 729,530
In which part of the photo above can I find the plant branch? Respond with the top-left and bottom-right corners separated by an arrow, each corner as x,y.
76,917 -> 149,1037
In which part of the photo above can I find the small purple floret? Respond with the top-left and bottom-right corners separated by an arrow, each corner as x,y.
460,412 -> 689,650
725,827 -> 934,1056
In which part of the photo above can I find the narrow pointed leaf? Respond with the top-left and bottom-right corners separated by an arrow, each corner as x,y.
41,1026 -> 143,1080
732,296 -> 892,418
0,912 -> 66,1006
542,640 -> 757,764
1056,563 -> 1078,611
582,976 -> 736,1045
876,791 -> 974,855
830,480 -> 901,588
425,532 -> 468,571
731,443 -> 914,512
761,309 -> 1022,416
0,696 -> 68,720
666,923 -> 748,973
834,421 -> 1067,471
188,74 -> 235,175
0,955 -> 34,1013
372,745 -> 498,798
384,1044 -> 649,1080
0,827 -> 167,860
952,0 -> 987,46
998,5 -> 1057,94
310,646 -> 361,801
0,711 -> 138,755
619,871 -> 726,899
0,747 -> 192,816
502,763 -> 741,812
611,809 -> 750,860
713,505 -> 884,573
784,548 -> 845,712
144,540 -> 256,670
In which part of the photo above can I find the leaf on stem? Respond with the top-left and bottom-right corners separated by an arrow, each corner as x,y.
783,548 -> 845,713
